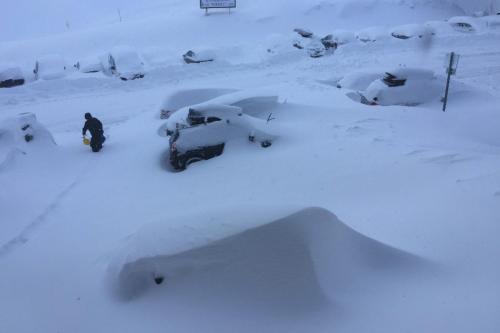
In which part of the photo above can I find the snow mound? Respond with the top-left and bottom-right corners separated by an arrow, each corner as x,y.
108,207 -> 424,310
0,113 -> 56,168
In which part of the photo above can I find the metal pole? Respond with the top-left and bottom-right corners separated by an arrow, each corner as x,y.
442,52 -> 454,112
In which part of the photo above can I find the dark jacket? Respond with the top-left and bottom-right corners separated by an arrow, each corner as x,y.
82,117 -> 103,137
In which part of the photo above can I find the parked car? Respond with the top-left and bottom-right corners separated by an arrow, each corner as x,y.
163,90 -> 279,135
75,56 -> 103,74
361,68 -> 442,106
169,109 -> 276,170
480,15 -> 500,29
336,71 -> 383,91
33,54 -> 68,80
356,26 -> 388,42
159,88 -> 238,119
0,65 -> 25,88
448,16 -> 484,33
390,24 -> 433,39
102,47 -> 145,81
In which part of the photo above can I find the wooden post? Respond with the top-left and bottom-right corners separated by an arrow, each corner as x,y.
442,52 -> 455,112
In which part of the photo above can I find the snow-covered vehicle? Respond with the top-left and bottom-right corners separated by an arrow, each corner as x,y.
448,16 -> 484,33
0,112 -> 56,163
480,15 -> 500,29
0,65 -> 25,88
102,47 -> 145,81
390,24 -> 433,39
159,88 -> 238,120
33,54 -> 67,80
336,71 -> 383,91
182,50 -> 215,64
168,108 -> 276,170
162,90 -> 279,135
75,56 -> 103,74
327,29 -> 356,45
361,68 -> 442,106
356,26 -> 388,42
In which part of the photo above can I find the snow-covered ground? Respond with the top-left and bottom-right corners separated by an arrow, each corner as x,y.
1,1 -> 500,332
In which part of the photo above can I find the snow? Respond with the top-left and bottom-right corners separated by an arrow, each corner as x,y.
1,1 -> 500,333
363,68 -> 444,106
0,65 -> 24,81
34,54 -> 68,80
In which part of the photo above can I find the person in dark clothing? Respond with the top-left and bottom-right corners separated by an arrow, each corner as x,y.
82,112 -> 105,152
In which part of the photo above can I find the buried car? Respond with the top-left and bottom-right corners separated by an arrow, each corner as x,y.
0,65 -> 25,88
390,24 -> 434,39
448,16 -> 485,33
33,54 -> 68,80
162,90 -> 279,135
102,47 -> 145,81
159,88 -> 238,120
360,68 -> 442,106
169,110 -> 277,170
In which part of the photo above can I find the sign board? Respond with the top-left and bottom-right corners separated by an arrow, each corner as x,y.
444,52 -> 460,75
200,0 -> 236,9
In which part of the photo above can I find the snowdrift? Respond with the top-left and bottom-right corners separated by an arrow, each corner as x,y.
108,207 -> 425,312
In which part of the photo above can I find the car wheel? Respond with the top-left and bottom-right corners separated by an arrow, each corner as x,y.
261,141 -> 272,148
185,156 -> 203,167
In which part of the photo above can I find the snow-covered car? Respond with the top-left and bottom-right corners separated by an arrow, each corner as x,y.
362,68 -> 442,106
0,65 -> 25,88
159,88 -> 238,120
390,24 -> 433,39
480,15 -> 500,29
75,56 -> 103,74
424,20 -> 454,35
169,112 -> 276,170
0,112 -> 56,162
327,29 -> 356,45
102,47 -> 145,81
33,54 -> 68,80
163,90 -> 279,135
448,16 -> 484,33
336,71 -> 383,91
356,26 -> 388,42
182,50 -> 215,64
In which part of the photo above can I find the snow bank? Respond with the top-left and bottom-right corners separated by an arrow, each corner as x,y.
108,207 -> 423,305
0,113 -> 56,168
34,54 -> 68,80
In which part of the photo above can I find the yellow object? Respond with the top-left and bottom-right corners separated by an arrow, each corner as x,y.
83,137 -> 90,145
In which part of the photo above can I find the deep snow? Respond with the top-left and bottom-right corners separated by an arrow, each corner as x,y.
1,1 -> 500,332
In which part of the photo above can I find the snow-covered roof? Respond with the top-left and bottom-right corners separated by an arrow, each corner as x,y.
384,68 -> 435,80
35,54 -> 67,80
0,66 -> 23,81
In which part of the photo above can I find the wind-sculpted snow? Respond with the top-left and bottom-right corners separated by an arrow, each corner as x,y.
108,207 -> 425,314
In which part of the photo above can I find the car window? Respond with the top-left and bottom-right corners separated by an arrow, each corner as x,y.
382,72 -> 406,87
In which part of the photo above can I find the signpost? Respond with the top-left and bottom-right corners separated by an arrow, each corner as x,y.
442,52 -> 460,112
200,0 -> 236,15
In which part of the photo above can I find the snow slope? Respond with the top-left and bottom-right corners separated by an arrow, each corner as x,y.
1,1 -> 500,332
